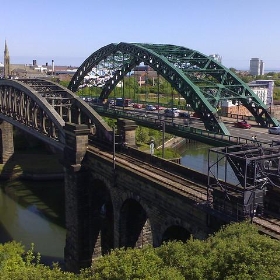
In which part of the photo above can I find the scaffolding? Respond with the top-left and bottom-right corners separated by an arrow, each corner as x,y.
207,141 -> 280,221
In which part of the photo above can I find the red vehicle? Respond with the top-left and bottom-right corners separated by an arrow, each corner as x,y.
154,104 -> 164,110
133,103 -> 142,109
192,112 -> 201,118
234,120 -> 251,129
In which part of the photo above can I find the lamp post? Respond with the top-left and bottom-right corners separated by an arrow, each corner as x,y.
113,126 -> 116,171
237,101 -> 240,122
157,72 -> 160,120
161,121 -> 165,159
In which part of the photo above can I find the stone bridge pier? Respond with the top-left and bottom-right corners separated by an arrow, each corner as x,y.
0,121 -> 14,164
62,123 -> 91,272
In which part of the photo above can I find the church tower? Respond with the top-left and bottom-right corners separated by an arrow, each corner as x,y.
4,40 -> 10,78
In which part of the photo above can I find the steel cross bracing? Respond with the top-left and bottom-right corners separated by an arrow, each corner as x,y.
69,42 -> 278,135
208,143 -> 280,220
0,79 -> 112,150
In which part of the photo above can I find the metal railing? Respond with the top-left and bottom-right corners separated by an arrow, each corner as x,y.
91,105 -> 269,146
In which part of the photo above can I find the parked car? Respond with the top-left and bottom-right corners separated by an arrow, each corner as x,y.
234,120 -> 251,129
268,126 -> 280,135
145,104 -> 157,111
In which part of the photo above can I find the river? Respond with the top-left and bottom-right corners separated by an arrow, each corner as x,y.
0,141 -> 238,265
0,179 -> 66,265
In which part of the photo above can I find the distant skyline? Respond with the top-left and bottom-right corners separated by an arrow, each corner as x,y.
1,0 -> 280,70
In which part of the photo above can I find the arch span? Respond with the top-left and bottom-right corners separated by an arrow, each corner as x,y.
69,42 -> 278,134
162,225 -> 191,243
119,198 -> 153,248
0,79 -> 113,150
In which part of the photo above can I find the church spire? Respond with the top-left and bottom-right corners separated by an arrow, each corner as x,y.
4,40 -> 10,78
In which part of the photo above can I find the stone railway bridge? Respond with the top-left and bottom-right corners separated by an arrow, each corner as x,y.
0,77 -> 232,273
0,43 -> 279,272
0,77 -> 216,272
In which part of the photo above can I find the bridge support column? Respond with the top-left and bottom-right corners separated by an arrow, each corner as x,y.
63,123 -> 91,272
117,118 -> 138,147
0,121 -> 14,163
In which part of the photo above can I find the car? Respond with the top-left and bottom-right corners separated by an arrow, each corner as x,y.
268,126 -> 280,135
164,108 -> 179,117
234,120 -> 251,129
154,104 -> 164,110
133,103 -> 142,109
179,112 -> 190,118
192,112 -> 201,118
145,104 -> 157,111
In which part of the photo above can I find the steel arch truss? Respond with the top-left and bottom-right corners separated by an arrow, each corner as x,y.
69,42 -> 278,135
0,79 -> 112,150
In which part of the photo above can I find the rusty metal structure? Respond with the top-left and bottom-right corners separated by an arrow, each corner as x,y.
208,142 -> 280,220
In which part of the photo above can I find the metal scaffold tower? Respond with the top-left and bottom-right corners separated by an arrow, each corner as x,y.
207,141 -> 280,221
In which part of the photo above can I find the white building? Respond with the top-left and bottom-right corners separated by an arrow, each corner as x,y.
249,80 -> 274,106
250,58 -> 264,76
220,80 -> 273,116
209,54 -> 222,63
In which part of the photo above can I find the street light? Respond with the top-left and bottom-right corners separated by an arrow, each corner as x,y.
113,126 -> 116,170
237,101 -> 240,122
161,121 -> 165,159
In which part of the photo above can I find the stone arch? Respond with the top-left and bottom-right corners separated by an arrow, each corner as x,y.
161,225 -> 191,243
87,176 -> 114,260
119,198 -> 153,248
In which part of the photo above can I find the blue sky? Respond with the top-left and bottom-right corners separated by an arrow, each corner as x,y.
1,0 -> 279,70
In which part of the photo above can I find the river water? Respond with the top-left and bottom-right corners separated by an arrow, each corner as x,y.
0,179 -> 66,265
0,141 -> 238,265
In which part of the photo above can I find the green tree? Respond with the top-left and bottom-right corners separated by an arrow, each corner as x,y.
0,242 -> 76,280
136,126 -> 150,144
2,222 -> 280,279
80,247 -> 184,280
83,222 -> 280,280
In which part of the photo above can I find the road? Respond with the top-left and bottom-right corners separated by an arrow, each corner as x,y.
91,103 -> 280,143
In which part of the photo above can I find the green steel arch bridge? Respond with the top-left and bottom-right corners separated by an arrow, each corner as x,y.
69,42 -> 278,135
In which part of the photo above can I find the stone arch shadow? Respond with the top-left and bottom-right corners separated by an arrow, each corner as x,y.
119,198 -> 153,248
85,176 -> 115,262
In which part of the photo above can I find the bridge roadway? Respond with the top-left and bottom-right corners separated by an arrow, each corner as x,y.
87,139 -> 280,240
90,103 -> 280,145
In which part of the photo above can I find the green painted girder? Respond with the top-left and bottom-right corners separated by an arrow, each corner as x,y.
69,43 -> 278,135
